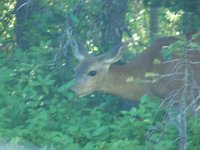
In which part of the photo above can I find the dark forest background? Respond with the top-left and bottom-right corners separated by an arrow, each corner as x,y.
0,0 -> 200,149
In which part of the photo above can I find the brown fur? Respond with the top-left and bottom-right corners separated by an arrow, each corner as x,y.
71,36 -> 200,100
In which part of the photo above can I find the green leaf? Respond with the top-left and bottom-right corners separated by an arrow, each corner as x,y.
130,107 -> 137,116
83,142 -> 96,150
58,79 -> 75,92
93,126 -> 108,137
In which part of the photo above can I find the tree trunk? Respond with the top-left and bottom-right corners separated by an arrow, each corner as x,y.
14,0 -> 32,49
149,5 -> 158,40
101,0 -> 128,51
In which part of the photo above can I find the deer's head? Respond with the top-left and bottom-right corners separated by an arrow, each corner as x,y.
69,36 -> 129,97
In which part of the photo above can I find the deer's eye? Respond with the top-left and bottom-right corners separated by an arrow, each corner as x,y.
88,70 -> 97,76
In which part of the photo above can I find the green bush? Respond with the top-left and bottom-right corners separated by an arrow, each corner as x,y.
0,42 -> 199,150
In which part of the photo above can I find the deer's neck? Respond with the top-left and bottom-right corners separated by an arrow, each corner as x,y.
100,63 -> 151,100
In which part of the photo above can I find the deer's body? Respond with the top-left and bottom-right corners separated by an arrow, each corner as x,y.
97,37 -> 177,100
69,35 -> 200,101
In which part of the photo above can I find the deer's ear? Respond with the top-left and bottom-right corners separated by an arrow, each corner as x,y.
69,36 -> 90,61
100,41 -> 129,64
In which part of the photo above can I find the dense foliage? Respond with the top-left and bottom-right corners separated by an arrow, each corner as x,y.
0,0 -> 200,149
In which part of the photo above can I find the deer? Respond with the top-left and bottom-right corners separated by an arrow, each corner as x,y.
69,34 -> 200,102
